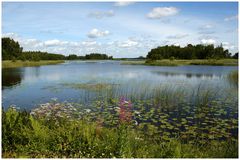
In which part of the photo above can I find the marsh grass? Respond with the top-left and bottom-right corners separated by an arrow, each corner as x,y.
121,59 -> 238,66
227,70 -> 238,87
2,60 -> 65,68
62,83 -> 119,91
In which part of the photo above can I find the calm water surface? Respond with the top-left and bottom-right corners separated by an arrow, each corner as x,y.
2,60 -> 238,110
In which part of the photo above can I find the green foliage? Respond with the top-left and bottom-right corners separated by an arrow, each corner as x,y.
85,53 -> 113,60
123,59 -> 237,66
2,37 -> 23,60
2,37 -> 65,61
228,70 -> 238,87
147,44 -> 231,60
2,38 -> 113,61
145,59 -> 178,66
66,54 -> 79,60
22,51 -> 65,61
232,52 -> 238,59
169,56 -> 175,61
138,56 -> 145,59
2,60 -> 64,68
11,57 -> 16,62
66,53 -> 113,60
145,59 -> 155,63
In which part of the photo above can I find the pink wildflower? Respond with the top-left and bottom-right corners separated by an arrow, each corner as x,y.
119,96 -> 132,124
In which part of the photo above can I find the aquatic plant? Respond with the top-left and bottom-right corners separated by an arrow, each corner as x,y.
62,82 -> 119,91
30,101 -> 81,122
227,70 -> 238,87
119,96 -> 132,124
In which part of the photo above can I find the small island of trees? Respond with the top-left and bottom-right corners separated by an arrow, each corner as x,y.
147,44 -> 238,60
66,53 -> 112,60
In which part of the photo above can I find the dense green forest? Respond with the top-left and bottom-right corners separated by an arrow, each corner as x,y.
2,38 -> 23,60
2,38 -> 112,61
66,53 -> 113,60
147,44 -> 238,60
232,52 -> 238,59
20,51 -> 65,61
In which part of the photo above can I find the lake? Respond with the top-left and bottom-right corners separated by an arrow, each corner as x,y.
2,60 -> 238,110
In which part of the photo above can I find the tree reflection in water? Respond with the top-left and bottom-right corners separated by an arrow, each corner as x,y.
2,68 -> 24,89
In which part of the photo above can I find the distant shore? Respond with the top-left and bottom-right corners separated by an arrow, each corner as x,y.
2,59 -> 238,69
2,60 -> 65,68
121,59 -> 238,66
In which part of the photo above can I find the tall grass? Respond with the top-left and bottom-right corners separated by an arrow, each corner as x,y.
121,59 -> 238,66
228,70 -> 238,87
2,60 -> 65,68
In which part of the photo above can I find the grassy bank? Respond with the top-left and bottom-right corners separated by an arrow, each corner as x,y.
2,60 -> 65,68
121,59 -> 238,66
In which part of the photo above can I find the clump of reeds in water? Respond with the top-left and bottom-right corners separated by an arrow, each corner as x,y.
228,70 -> 238,87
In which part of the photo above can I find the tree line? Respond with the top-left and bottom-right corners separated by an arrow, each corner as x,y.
147,44 -> 238,60
2,37 -> 238,61
2,37 -> 113,61
66,53 -> 112,60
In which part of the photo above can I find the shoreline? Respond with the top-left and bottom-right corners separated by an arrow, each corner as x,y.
2,59 -> 238,69
2,60 -> 65,68
121,59 -> 238,66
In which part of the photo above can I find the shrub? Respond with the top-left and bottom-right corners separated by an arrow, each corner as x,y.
11,57 -> 16,62
145,59 -> 156,64
170,56 -> 175,61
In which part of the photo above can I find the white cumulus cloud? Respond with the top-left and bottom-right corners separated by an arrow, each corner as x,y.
198,30 -> 215,35
167,33 -> 188,39
2,32 -> 18,38
173,43 -> 180,46
87,28 -> 110,38
222,42 -> 235,50
200,24 -> 214,29
224,15 -> 238,21
200,39 -> 216,45
114,2 -> 135,6
44,39 -> 69,47
147,7 -> 179,19
88,10 -> 114,19
82,40 -> 97,46
118,39 -> 138,48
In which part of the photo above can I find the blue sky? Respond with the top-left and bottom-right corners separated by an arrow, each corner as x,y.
2,2 -> 238,58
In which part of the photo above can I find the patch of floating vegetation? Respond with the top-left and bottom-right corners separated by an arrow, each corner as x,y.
41,86 -> 62,93
31,102 -> 81,120
29,94 -> 238,143
41,82 -> 120,94
61,82 -> 119,91
151,71 -> 221,79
